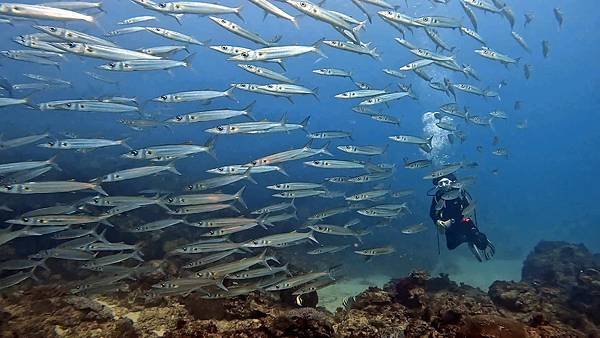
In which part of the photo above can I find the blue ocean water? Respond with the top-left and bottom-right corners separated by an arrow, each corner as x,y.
0,0 -> 598,295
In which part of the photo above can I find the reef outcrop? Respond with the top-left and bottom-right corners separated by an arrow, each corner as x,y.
0,241 -> 598,337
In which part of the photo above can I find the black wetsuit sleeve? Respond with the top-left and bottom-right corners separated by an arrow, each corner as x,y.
430,197 -> 439,222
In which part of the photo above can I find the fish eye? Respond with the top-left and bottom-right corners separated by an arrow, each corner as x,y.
176,116 -> 182,121
22,217 -> 28,222
109,62 -> 116,68
147,150 -> 153,155
61,142 -> 68,146
313,161 -> 319,165
5,185 -> 12,191
48,142 -> 54,146
217,126 -> 224,131
66,103 -> 72,107
241,52 -> 249,57
160,95 -> 168,100
158,3 -> 166,7
187,185 -> 193,190
131,150 -> 138,156
50,27 -> 57,32
221,19 -> 226,24
221,46 -> 227,50
218,168 -> 224,172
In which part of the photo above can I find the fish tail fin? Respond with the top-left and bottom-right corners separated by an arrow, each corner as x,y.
320,142 -> 332,156
96,227 -> 109,243
299,116 -> 310,132
290,198 -> 297,211
291,16 -> 300,29
183,52 -> 196,68
241,168 -> 257,184
312,38 -> 327,60
235,186 -> 247,209
277,166 -> 289,177
118,137 -> 132,150
204,136 -> 217,160
92,182 -> 108,196
283,263 -> 293,276
308,231 -> 319,245
242,100 -> 256,121
132,250 -> 144,262
234,6 -> 244,22
171,13 -> 184,25
225,86 -> 238,103
166,162 -> 182,175
228,204 -> 240,214
47,155 -> 62,172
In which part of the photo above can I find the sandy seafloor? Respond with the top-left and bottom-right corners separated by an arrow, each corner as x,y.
318,253 -> 523,312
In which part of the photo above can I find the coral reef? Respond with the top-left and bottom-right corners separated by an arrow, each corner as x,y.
0,241 -> 598,337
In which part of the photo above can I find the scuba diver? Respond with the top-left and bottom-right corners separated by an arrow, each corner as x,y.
429,173 -> 495,261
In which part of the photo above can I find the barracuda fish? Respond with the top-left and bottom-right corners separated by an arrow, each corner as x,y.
164,187 -> 246,208
38,138 -> 129,151
122,138 -> 215,160
185,170 -> 256,192
554,8 -> 564,30
118,15 -> 157,25
130,218 -> 186,232
359,92 -> 409,106
228,42 -> 325,62
210,45 -> 286,70
158,2 -> 242,20
463,0 -> 500,13
264,270 -> 333,291
34,26 -> 116,48
401,223 -> 428,234
404,158 -> 432,169
409,48 -> 454,62
322,40 -> 379,59
201,223 -> 259,237
195,251 -> 278,287
238,65 -> 294,84
137,45 -> 188,57
81,251 -> 143,269
424,28 -> 455,52
335,89 -> 387,99
304,159 -> 367,170
49,100 -> 138,113
0,270 -> 38,290
41,1 -> 103,11
378,11 -> 423,28
459,0 -> 478,31
98,54 -> 194,72
475,47 -> 519,65
153,87 -> 235,103
144,27 -> 204,45
6,211 -> 111,226
423,164 -> 463,180
13,36 -> 67,54
0,166 -> 53,185
182,249 -> 240,269
207,163 -> 287,176
84,241 -> 139,251
346,189 -> 390,202
0,3 -> 96,22
285,1 -> 360,41
243,230 -> 318,248
228,263 -> 290,280
354,246 -> 395,259
272,189 -> 326,199
489,110 -> 508,119
249,0 -> 298,26
54,42 -> 163,61
523,64 -> 533,80
100,163 -> 181,182
247,141 -> 330,167
308,206 -> 351,220
267,182 -> 324,191
168,203 -> 238,215
542,40 -> 550,58
1,50 -> 62,68
348,172 -> 392,184
414,16 -> 461,28
210,17 -> 280,47
510,31 -> 530,52
257,83 -> 318,100
398,59 -> 432,72
460,27 -> 486,45
451,83 -> 486,97
389,134 -> 433,145
0,258 -> 48,272
0,157 -> 60,175
307,244 -> 350,255
313,68 -> 353,80
174,240 -> 244,254
251,200 -> 295,215
382,69 -> 406,79
337,145 -> 386,156
308,224 -> 366,242
105,26 -> 147,36
0,133 -> 49,150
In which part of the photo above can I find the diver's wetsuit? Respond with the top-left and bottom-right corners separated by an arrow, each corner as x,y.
429,189 -> 488,251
